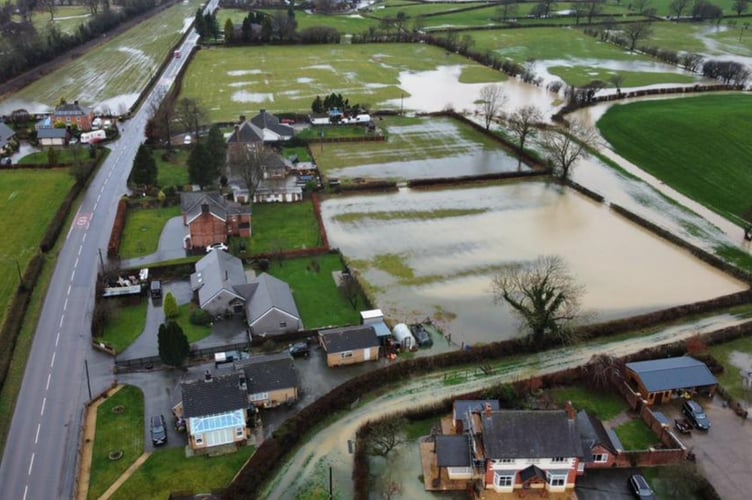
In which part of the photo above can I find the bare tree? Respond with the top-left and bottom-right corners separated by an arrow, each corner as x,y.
508,105 -> 542,151
377,475 -> 403,500
538,119 -> 598,180
230,145 -> 276,202
622,21 -> 653,52
583,354 -> 625,390
339,271 -> 360,309
174,97 -> 208,140
669,0 -> 691,18
478,84 -> 507,130
146,88 -> 174,150
495,0 -> 518,21
680,52 -> 704,72
585,0 -> 604,23
491,256 -> 583,345
366,418 -> 408,457
733,0 -> 749,16
609,73 -> 625,93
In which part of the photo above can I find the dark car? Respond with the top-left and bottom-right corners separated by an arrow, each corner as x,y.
628,474 -> 655,499
289,342 -> 310,359
150,415 -> 167,446
410,324 -> 433,348
682,400 -> 711,431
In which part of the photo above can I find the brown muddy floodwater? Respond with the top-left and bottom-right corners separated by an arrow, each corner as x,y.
321,182 -> 747,346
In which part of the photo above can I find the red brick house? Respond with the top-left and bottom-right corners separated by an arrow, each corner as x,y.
52,101 -> 94,131
180,192 -> 251,250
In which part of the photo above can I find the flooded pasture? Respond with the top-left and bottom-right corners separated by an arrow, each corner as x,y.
321,183 -> 747,346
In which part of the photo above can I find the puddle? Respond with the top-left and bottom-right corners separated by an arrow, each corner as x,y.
321,183 -> 747,346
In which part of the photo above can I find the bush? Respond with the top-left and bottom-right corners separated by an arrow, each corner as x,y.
163,292 -> 179,319
189,307 -> 212,326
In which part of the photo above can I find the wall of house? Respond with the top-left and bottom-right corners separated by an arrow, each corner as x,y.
226,213 -> 252,238
325,346 -> 379,367
484,458 -> 578,492
202,291 -> 244,317
189,212 -> 228,248
250,308 -> 300,336
250,387 -> 299,408
40,138 -> 65,146
583,444 -> 616,469
187,418 -> 248,453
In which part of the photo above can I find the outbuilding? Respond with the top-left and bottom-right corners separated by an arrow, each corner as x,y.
319,325 -> 380,367
392,323 -> 416,350
625,356 -> 718,406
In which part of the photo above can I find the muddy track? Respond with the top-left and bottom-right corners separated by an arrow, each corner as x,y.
0,1 -> 178,103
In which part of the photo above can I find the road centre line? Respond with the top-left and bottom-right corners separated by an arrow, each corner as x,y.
46,373 -> 51,391
23,484 -> 28,500
78,245 -> 82,256
74,257 -> 79,269
59,316 -> 64,329
55,332 -> 60,346
27,453 -> 34,476
40,398 -> 46,416
67,285 -> 71,295
70,270 -> 75,282
34,424 -> 40,445
82,232 -> 87,243
50,352 -> 55,369
63,298 -> 68,312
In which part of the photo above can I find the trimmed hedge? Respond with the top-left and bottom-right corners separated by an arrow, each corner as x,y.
107,199 -> 128,258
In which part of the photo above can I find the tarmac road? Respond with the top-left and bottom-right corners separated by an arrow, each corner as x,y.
0,5 -> 213,497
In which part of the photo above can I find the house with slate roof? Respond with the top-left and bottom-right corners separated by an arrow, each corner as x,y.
235,352 -> 299,408
250,109 -> 294,142
452,400 -> 500,434
190,249 -> 249,316
52,100 -> 94,131
318,325 -> 380,367
179,372 -> 250,454
0,122 -> 16,155
180,191 -> 251,251
226,116 -> 264,167
237,273 -> 302,336
575,410 -> 622,470
625,356 -> 718,406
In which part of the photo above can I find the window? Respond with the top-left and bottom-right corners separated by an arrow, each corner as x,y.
593,453 -> 608,463
249,392 -> 269,402
527,458 -> 540,464
195,436 -> 203,445
551,457 -> 566,463
497,458 -> 514,464
495,473 -> 514,487
236,427 -> 244,437
340,351 -> 353,358
548,474 -> 567,487
279,321 -> 287,328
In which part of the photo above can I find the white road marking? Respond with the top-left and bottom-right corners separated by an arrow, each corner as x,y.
27,453 -> 34,476
40,398 -> 46,416
58,316 -> 64,329
70,270 -> 75,282
82,232 -> 87,243
67,285 -> 71,295
50,352 -> 55,369
34,424 -> 40,444
23,484 -> 28,500
78,245 -> 83,256
63,298 -> 68,312
55,331 -> 60,346
74,257 -> 79,268
97,194 -> 101,203
46,373 -> 51,391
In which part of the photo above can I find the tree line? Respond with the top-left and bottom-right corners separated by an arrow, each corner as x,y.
0,0 -> 160,83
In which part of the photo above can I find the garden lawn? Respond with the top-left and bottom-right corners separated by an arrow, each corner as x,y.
4,0 -> 203,110
87,385 -> 144,500
180,43 -> 502,119
268,254 -> 361,329
120,205 -> 181,259
614,419 -> 658,450
709,335 -> 752,401
597,94 -> 752,223
282,146 -> 312,162
0,169 -> 73,330
19,147 -> 94,165
31,6 -> 91,34
110,446 -> 254,500
98,299 -> 148,354
155,149 -> 190,188
249,200 -> 322,254
176,303 -> 212,344
550,386 -> 628,421
312,116 -> 506,172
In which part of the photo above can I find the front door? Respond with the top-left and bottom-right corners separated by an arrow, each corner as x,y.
363,348 -> 371,361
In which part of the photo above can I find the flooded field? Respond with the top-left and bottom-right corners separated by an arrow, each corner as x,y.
321,182 -> 747,346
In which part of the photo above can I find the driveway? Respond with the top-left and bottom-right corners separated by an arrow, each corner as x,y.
120,216 -> 188,270
576,468 -> 644,500
660,396 -> 752,500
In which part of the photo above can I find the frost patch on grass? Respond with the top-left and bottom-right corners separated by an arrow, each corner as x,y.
228,81 -> 255,87
227,69 -> 263,76
303,64 -> 335,71
729,351 -> 752,373
297,77 -> 314,83
232,91 -> 274,103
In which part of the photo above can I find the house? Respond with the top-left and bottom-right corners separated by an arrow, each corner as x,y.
575,410 -> 622,471
318,325 -> 380,367
178,372 -> 250,453
0,122 -> 16,154
250,109 -> 294,141
226,117 -> 264,167
52,100 -> 94,131
235,352 -> 299,408
36,127 -> 69,147
180,191 -> 252,250
625,356 -> 718,406
237,273 -> 302,336
473,406 -> 583,493
190,249 -> 249,317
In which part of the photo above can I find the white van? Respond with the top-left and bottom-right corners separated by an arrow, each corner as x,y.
183,134 -> 192,145
80,129 -> 107,144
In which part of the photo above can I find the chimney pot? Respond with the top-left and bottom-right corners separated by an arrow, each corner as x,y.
484,402 -> 492,418
565,400 -> 576,420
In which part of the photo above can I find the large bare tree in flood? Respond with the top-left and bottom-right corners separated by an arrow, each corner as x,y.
491,256 -> 583,345
538,119 -> 598,180
478,84 -> 507,130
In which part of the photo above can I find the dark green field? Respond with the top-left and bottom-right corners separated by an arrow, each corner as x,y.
597,94 -> 752,223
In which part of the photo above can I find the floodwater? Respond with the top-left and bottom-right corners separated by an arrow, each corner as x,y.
320,183 -> 747,346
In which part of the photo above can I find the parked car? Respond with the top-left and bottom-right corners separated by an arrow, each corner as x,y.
183,134 -> 191,145
628,474 -> 655,499
682,400 -> 711,430
410,323 -> 433,348
674,418 -> 692,435
289,342 -> 310,359
150,415 -> 167,446
206,242 -> 228,253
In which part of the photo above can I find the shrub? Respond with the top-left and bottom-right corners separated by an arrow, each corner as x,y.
163,292 -> 179,319
189,307 -> 212,326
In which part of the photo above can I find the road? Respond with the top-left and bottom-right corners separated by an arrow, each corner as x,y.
0,2 -> 213,496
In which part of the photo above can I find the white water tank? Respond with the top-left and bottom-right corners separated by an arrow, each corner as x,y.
392,323 -> 416,350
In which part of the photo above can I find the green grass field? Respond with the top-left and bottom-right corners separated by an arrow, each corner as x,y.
268,254 -> 362,329
87,385 -> 144,500
614,419 -> 659,450
31,6 -> 91,34
180,43 -> 502,119
98,299 -> 148,354
0,169 -> 73,330
597,94 -> 752,223
120,206 -> 181,259
4,0 -> 203,110
249,200 -> 323,254
709,335 -> 752,401
155,150 -> 190,188
110,445 -> 255,500
311,116 -> 506,171
549,65 -> 697,88
550,386 -> 629,420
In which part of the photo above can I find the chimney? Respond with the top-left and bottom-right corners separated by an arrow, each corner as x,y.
201,203 -> 209,215
565,400 -> 576,420
484,402 -> 493,418
260,109 -> 266,114
204,370 -> 212,382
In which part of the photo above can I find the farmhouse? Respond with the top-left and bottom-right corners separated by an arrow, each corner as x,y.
180,191 -> 252,250
625,356 -> 718,406
235,352 -> 300,408
318,325 -> 380,367
52,100 -> 94,131
226,117 -> 264,167
250,109 -> 294,141
178,372 -> 250,454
